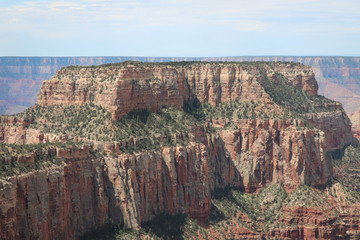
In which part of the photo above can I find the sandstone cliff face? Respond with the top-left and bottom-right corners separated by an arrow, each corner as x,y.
0,142 -> 216,239
217,120 -> 330,191
104,144 -> 212,228
36,63 -> 316,119
304,110 -> 354,149
0,120 -> 334,239
0,143 -> 224,239
0,62 -> 357,239
1,56 -> 359,115
0,156 -> 109,240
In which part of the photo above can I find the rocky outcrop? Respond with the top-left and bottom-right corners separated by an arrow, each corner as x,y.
0,116 -> 66,144
0,143 -> 213,239
195,206 -> 360,240
35,62 -> 354,150
0,62 -> 356,239
0,117 -> 337,239
269,206 -> 360,239
349,109 -> 360,139
304,110 -> 354,149
217,119 -> 330,191
0,156 -> 108,240
0,119 -> 334,239
1,56 -> 360,115
37,62 -> 316,119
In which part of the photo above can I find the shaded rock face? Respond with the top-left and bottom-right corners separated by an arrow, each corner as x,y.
350,110 -> 360,139
36,63 -> 316,119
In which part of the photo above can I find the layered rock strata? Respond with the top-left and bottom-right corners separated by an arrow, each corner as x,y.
0,62 -> 356,239
1,56 -> 360,115
0,120 -> 332,239
0,144 -> 212,239
37,62 -> 317,119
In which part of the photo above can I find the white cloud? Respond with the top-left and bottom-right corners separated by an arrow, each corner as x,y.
0,0 -> 359,56
1,0 -> 359,37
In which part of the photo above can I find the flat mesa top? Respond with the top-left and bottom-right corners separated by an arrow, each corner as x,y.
62,60 -> 305,70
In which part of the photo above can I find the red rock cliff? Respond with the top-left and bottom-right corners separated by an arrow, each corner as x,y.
0,121 -> 333,239
0,62 -> 356,239
36,62 -> 317,119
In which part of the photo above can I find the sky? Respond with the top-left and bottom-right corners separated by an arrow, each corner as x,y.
0,0 -> 360,57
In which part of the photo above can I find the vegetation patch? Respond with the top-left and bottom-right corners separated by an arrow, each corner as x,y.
0,142 -> 75,178
184,97 -> 306,124
284,185 -> 330,208
331,145 -> 360,192
211,184 -> 288,231
64,60 -> 303,70
15,104 -> 202,153
261,71 -> 338,113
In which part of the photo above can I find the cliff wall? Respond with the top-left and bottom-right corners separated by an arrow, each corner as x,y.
37,62 -> 316,119
0,144 -> 212,239
0,62 -> 357,239
0,118 -> 333,239
1,56 -> 359,115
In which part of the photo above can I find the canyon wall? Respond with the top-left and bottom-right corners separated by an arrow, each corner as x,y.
1,56 -> 359,115
0,119 -> 334,239
0,144 -> 213,239
36,62 -> 316,119
0,62 -> 357,239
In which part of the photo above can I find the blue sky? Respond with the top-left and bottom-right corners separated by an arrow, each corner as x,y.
1,0 -> 359,56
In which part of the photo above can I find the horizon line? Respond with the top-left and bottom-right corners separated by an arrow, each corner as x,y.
1,55 -> 360,58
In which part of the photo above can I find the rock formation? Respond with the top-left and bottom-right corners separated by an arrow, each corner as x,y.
0,61 -> 358,239
350,109 -> 360,139
36,62 -> 317,119
1,56 -> 360,114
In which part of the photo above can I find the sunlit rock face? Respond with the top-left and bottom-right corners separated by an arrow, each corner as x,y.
0,62 -> 356,239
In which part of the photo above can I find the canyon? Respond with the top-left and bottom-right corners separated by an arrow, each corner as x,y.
0,56 -> 359,115
0,61 -> 359,239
